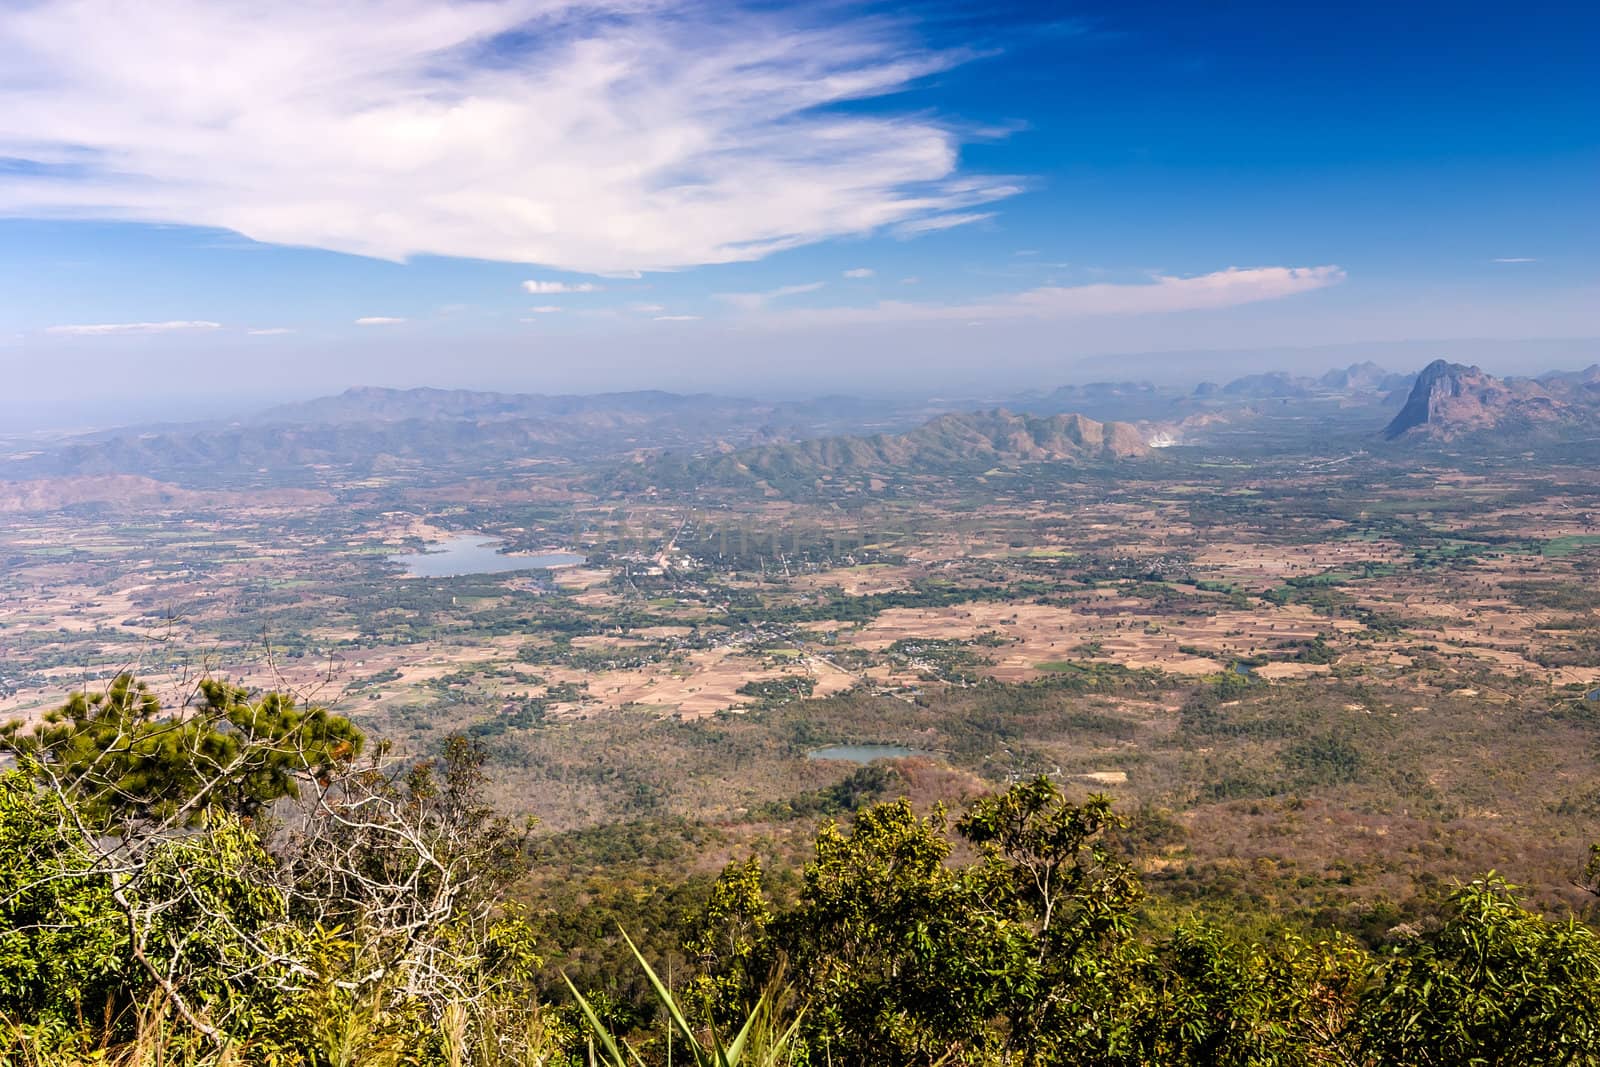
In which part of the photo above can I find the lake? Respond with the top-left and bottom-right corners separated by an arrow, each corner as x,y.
393,534 -> 585,578
807,744 -> 927,764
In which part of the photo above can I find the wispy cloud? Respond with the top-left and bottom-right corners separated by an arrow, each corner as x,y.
630,303 -> 667,313
759,266 -> 1345,327
525,305 -> 563,314
716,281 -> 825,311
893,212 -> 995,236
354,316 -> 405,326
1492,257 -> 1538,263
45,320 -> 220,336
523,280 -> 603,294
247,327 -> 294,335
654,314 -> 701,321
0,2 -> 1018,274
843,268 -> 874,278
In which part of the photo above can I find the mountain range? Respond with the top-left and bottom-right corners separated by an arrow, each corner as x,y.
5,359 -> 1597,490
613,410 -> 1151,496
0,388 -> 931,486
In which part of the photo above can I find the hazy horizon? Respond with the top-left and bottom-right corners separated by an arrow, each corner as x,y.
2,0 -> 1595,432
4,334 -> 1597,435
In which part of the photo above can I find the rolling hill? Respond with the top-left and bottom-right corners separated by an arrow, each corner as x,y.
615,409 -> 1152,496
0,387 -> 926,487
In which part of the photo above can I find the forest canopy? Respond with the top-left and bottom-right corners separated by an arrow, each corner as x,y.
1,676 -> 1599,1065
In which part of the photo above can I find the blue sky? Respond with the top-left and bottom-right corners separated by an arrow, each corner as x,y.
0,0 -> 1595,424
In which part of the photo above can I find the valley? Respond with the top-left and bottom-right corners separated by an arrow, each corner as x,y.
4,362 -> 1599,940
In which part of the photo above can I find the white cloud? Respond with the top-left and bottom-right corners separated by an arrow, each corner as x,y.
629,303 -> 666,313
525,305 -> 563,313
760,266 -> 1345,327
355,316 -> 406,326
247,327 -> 294,335
0,2 -> 1018,274
654,314 -> 701,321
522,280 -> 603,294
893,212 -> 995,236
45,320 -> 220,335
716,281 -> 825,311
1492,257 -> 1538,263
843,268 -> 874,278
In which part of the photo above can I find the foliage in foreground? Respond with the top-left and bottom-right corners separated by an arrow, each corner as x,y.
0,676 -> 543,1065
688,785 -> 1600,1066
1,676 -> 1599,1065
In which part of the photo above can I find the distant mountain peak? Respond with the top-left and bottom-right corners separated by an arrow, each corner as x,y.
1383,360 -> 1570,439
1318,360 -> 1410,393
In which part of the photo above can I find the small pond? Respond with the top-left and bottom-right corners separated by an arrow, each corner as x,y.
807,744 -> 927,764
393,534 -> 585,578
1586,689 -> 1600,703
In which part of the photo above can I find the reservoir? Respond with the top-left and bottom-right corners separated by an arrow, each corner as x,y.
807,744 -> 927,764
394,534 -> 585,578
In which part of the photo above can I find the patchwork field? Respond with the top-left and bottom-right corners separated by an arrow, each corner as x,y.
3,438 -> 1599,927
